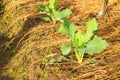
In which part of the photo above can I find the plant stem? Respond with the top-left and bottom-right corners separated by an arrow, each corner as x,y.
75,50 -> 84,64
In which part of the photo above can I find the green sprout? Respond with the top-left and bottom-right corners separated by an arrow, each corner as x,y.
58,18 -> 108,64
37,0 -> 71,22
18,66 -> 27,73
8,69 -> 16,75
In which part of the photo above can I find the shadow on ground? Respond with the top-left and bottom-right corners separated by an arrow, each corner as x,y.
0,15 -> 43,79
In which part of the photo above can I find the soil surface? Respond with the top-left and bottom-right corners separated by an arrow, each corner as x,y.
0,0 -> 120,80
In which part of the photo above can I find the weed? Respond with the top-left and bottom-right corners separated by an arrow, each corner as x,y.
40,69 -> 46,77
42,58 -> 48,65
18,66 -> 27,73
55,67 -> 60,73
8,69 -> 16,75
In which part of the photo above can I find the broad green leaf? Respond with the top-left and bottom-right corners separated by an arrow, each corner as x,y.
59,18 -> 76,38
54,9 -> 72,20
58,18 -> 71,35
56,56 -> 66,62
61,44 -> 71,55
85,18 -> 98,42
59,23 -> 69,35
49,0 -> 58,10
86,36 -> 108,55
54,11 -> 61,20
87,18 -> 98,32
75,31 -> 85,47
69,23 -> 77,38
85,31 -> 94,42
61,18 -> 71,27
60,9 -> 72,18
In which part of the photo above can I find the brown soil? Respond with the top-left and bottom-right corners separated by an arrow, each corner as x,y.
0,0 -> 120,80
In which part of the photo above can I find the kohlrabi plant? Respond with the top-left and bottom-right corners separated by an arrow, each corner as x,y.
58,18 -> 108,64
37,0 -> 72,22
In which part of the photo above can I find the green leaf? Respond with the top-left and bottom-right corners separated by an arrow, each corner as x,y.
37,4 -> 49,11
47,59 -> 56,65
54,9 -> 72,20
60,9 -> 72,18
9,69 -> 16,75
85,31 -> 93,42
89,59 -> 97,64
61,44 -> 71,55
87,18 -> 98,32
86,36 -> 108,55
56,56 -> 66,62
18,67 -> 27,73
85,18 -> 98,42
49,0 -> 58,10
40,69 -> 46,77
58,18 -> 71,35
59,18 -> 76,38
69,23 -> 77,38
59,23 -> 69,35
41,16 -> 51,22
75,31 -> 85,47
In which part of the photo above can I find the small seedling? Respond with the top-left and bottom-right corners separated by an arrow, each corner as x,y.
9,69 -> 16,75
47,56 -> 66,65
55,67 -> 60,73
37,0 -> 72,22
40,69 -> 46,77
42,58 -> 48,65
89,59 -> 97,64
18,66 -> 27,73
58,18 -> 108,64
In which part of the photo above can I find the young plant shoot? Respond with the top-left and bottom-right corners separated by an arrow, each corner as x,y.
37,0 -> 71,22
59,18 -> 108,64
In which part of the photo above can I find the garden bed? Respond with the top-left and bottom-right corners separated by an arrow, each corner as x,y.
0,0 -> 120,80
